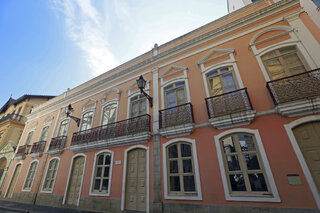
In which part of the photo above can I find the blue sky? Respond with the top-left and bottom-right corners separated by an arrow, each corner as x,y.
0,0 -> 227,106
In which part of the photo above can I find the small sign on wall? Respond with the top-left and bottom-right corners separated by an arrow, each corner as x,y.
287,174 -> 302,185
115,160 -> 121,165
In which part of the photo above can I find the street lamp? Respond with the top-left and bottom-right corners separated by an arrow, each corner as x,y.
66,104 -> 81,126
136,75 -> 153,108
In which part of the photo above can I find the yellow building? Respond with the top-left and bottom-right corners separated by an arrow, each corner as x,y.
0,95 -> 54,192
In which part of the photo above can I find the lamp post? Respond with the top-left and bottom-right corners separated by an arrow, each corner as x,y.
66,104 -> 81,126
136,75 -> 153,108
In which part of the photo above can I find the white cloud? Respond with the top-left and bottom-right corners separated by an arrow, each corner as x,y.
51,0 -> 118,77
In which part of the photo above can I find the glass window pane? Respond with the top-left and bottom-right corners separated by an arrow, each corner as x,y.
209,76 -> 223,96
102,179 -> 109,191
169,176 -> 181,192
169,160 -> 178,174
98,155 -> 104,165
168,145 -> 178,158
220,67 -> 229,73
175,81 -> 185,87
176,88 -> 186,105
103,167 -> 110,177
181,144 -> 192,157
183,176 -> 195,192
248,173 -> 268,191
105,155 -> 111,165
94,179 -> 100,190
279,46 -> 296,54
238,135 -> 255,152
226,155 -> 241,171
164,84 -> 174,90
166,90 -> 176,108
183,159 -> 192,173
139,98 -> 147,115
262,51 -> 277,60
229,174 -> 246,191
207,70 -> 218,77
222,73 -> 237,92
245,154 -> 260,170
222,136 -> 236,153
96,167 -> 102,177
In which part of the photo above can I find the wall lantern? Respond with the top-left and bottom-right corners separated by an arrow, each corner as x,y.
66,104 -> 81,126
136,75 -> 153,108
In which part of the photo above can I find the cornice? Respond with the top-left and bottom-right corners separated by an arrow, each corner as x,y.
29,0 -> 300,118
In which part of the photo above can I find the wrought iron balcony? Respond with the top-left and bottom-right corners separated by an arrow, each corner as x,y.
159,103 -> 194,129
205,88 -> 253,119
15,145 -> 30,159
266,68 -> 320,105
0,114 -> 22,123
71,114 -> 151,146
30,141 -> 46,154
49,136 -> 67,151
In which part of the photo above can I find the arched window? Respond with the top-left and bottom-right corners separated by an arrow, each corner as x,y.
206,66 -> 237,96
80,111 -> 94,131
42,158 -> 59,192
57,119 -> 69,137
91,152 -> 112,195
102,103 -> 117,125
164,82 -> 186,108
23,161 -> 38,190
219,133 -> 270,195
39,126 -> 50,141
129,95 -> 146,118
261,45 -> 308,80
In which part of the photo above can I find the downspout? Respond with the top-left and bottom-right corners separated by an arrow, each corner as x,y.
33,108 -> 61,205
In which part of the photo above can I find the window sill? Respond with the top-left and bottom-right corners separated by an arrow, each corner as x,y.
209,110 -> 256,130
225,194 -> 281,202
89,192 -> 110,197
164,193 -> 202,200
276,97 -> 320,117
159,123 -> 195,138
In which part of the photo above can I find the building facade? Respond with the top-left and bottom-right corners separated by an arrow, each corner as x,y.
1,0 -> 320,212
0,95 -> 54,194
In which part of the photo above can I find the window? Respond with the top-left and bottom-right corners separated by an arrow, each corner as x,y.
57,120 -> 69,137
164,82 -> 186,108
39,126 -> 50,141
42,158 -> 59,192
220,133 -> 270,196
130,95 -> 146,118
206,66 -> 237,96
261,46 -> 308,80
80,111 -> 93,131
102,103 -> 117,125
167,142 -> 196,194
25,131 -> 34,145
312,0 -> 320,8
91,152 -> 112,195
23,161 -> 38,190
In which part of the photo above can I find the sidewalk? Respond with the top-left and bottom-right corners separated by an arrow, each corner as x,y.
0,200 -> 95,213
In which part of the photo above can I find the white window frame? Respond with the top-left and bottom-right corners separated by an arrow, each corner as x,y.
38,124 -> 51,142
89,150 -> 114,197
22,160 -> 39,192
63,153 -> 87,206
25,129 -> 35,145
249,26 -> 317,82
4,162 -> 23,198
40,157 -> 60,193
162,138 -> 202,200
78,109 -> 95,132
100,101 -> 118,126
56,118 -> 70,137
284,115 -> 320,209
127,91 -> 149,119
214,128 -> 280,202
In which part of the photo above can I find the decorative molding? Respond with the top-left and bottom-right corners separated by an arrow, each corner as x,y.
198,48 -> 234,65
159,65 -> 187,79
159,123 -> 195,138
276,97 -> 320,117
43,115 -> 54,124
209,110 -> 256,129
70,132 -> 151,153
82,98 -> 97,111
40,157 -> 60,194
101,88 -> 120,104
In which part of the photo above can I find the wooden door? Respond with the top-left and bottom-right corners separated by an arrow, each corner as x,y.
65,156 -> 85,206
293,122 -> 320,193
6,164 -> 21,198
125,149 -> 147,211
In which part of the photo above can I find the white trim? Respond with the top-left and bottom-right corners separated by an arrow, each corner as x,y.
162,138 -> 202,200
152,67 -> 160,132
100,100 -> 119,126
121,145 -> 150,213
249,25 -> 293,46
40,157 -> 60,193
4,162 -> 23,198
101,88 -> 120,105
89,149 -> 114,197
126,90 -> 150,119
159,65 -> 187,78
284,116 -> 320,209
22,159 -> 39,192
82,98 -> 97,111
214,128 -> 280,202
62,153 -> 87,206
37,123 -> 51,142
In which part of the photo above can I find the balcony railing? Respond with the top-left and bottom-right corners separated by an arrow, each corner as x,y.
71,114 -> 151,146
205,88 -> 253,119
15,145 -> 30,158
159,103 -> 194,129
0,114 -> 22,123
49,136 -> 67,151
267,68 -> 320,105
30,141 -> 46,154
